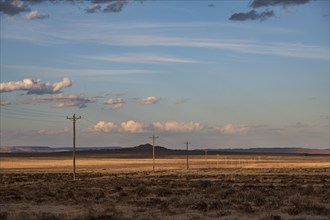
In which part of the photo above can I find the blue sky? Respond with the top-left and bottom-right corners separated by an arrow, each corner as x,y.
0,0 -> 329,149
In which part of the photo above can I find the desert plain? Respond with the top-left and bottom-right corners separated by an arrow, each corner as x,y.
0,153 -> 329,220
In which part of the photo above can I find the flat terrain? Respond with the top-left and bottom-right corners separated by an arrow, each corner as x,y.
0,154 -> 329,220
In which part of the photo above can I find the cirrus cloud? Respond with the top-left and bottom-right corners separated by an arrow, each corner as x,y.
34,93 -> 97,108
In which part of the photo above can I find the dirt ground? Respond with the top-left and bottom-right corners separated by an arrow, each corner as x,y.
0,155 -> 329,220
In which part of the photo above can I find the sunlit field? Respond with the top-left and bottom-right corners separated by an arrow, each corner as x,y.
1,154 -> 329,220
0,154 -> 329,172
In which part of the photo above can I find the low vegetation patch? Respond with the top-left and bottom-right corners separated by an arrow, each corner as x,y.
1,167 -> 329,219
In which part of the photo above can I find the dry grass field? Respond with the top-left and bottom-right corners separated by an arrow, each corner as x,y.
0,154 -> 329,220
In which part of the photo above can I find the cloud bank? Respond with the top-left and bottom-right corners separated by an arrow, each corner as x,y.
153,121 -> 203,133
89,120 -> 248,135
89,120 -> 204,133
0,78 -> 72,94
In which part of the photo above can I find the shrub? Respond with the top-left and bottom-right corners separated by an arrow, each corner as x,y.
155,187 -> 172,197
302,184 -> 314,195
288,194 -> 305,215
259,214 -> 282,220
199,180 -> 212,189
135,185 -> 149,197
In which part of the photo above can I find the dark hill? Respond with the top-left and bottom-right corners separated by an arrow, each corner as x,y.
1,144 -> 329,158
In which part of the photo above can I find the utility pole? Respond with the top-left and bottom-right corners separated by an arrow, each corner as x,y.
185,142 -> 190,169
67,113 -> 81,180
149,135 -> 158,171
204,149 -> 208,168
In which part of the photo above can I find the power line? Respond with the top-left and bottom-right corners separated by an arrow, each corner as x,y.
81,116 -> 99,125
0,108 -> 67,120
1,105 -> 66,117
0,114 -> 65,123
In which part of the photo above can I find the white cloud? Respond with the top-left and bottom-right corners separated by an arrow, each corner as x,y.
103,98 -> 125,109
0,77 -> 72,94
88,120 -> 203,134
89,120 -> 146,133
120,120 -> 146,133
89,121 -> 118,133
217,123 -> 249,135
25,10 -> 49,20
153,121 -> 203,133
141,96 -> 161,105
37,127 -> 69,135
0,100 -> 11,106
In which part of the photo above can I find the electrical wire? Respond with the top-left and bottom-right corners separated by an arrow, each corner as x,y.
1,105 -> 66,117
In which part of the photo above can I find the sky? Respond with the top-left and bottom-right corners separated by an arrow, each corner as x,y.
0,0 -> 329,149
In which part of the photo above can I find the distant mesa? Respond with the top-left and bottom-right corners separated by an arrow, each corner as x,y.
0,146 -> 53,153
0,145 -> 329,155
0,146 -> 121,153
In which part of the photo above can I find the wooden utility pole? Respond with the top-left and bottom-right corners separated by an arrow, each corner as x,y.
67,113 -> 81,180
204,149 -> 208,167
185,142 -> 190,169
149,135 -> 158,171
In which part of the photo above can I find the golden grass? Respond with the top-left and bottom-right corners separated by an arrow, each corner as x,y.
1,154 -> 329,173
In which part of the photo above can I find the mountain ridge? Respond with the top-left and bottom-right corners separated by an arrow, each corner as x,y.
1,144 -> 329,155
